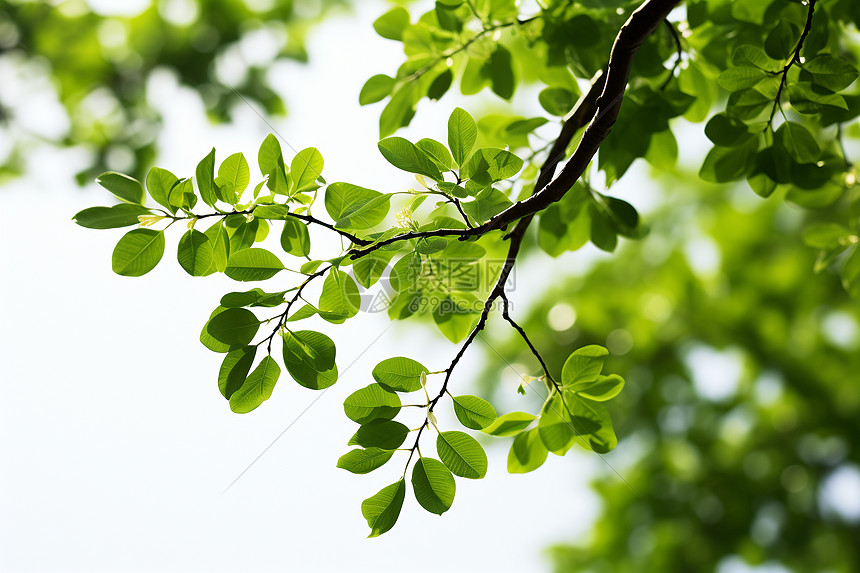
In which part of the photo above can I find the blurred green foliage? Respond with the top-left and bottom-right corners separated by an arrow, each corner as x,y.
0,0 -> 345,182
480,174 -> 860,571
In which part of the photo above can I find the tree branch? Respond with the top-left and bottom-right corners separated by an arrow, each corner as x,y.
349,0 -> 681,259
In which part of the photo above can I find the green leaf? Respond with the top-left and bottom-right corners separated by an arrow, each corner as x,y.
389,253 -> 423,292
225,248 -> 285,281
777,122 -> 821,164
177,229 -> 214,277
461,148 -> 523,184
253,204 -> 290,220
282,329 -> 339,390
111,229 -> 165,277
487,44 -> 515,100
452,395 -> 497,430
432,294 -> 480,343
699,138 -> 758,182
415,138 -> 453,170
97,171 -> 145,205
482,412 -> 537,436
802,223 -> 855,249
220,288 -> 286,308
291,147 -> 324,193
319,269 -> 361,321
218,152 -> 251,202
372,357 -> 428,393
461,187 -> 513,223
704,113 -> 754,147
803,55 -> 859,92
353,250 -> 394,289
258,134 -> 283,177
448,107 -> 477,167
427,69 -> 453,101
218,346 -> 256,399
412,457 -> 455,515
337,448 -> 395,474
561,345 -> 608,386
348,420 -> 410,450
204,220 -> 230,273
732,45 -> 783,73
325,183 -> 391,230
571,374 -> 625,401
72,204 -> 151,229
280,218 -> 311,257
539,87 -> 576,116
360,74 -> 395,105
229,355 -> 280,413
436,430 -> 487,479
196,148 -> 218,208
203,308 -> 259,349
717,66 -> 768,92
361,480 -> 405,538
507,428 -> 548,474
379,84 -> 417,138
378,137 -> 443,181
146,167 -> 179,213
373,6 -> 409,41
787,82 -> 848,114
343,383 -> 401,424
538,393 -> 578,455
168,178 -> 197,211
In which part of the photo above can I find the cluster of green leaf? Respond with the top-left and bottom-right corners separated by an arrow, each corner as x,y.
74,104 -> 626,534
71,0 -> 860,540
339,345 -> 624,535
0,0 -> 345,181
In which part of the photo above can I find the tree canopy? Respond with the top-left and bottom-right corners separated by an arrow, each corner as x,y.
30,0 -> 860,562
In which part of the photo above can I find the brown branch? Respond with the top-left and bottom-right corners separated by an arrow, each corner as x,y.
349,0 -> 681,259
767,0 -> 817,126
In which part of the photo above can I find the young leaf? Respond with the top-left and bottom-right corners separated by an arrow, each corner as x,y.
448,107 -> 477,167
361,479 -> 406,538
319,269 -> 361,320
436,430 -> 487,479
359,74 -> 395,105
282,329 -> 339,390
203,308 -> 260,348
378,137 -> 443,181
372,357 -> 428,393
146,167 -> 179,213
507,428 -> 549,474
537,393 -> 578,455
218,152 -> 251,202
111,229 -> 165,277
280,218 -> 311,257
258,134 -> 283,177
348,420 -> 410,450
372,6 -> 409,41
229,355 -> 281,413
412,457 -> 455,515
204,220 -> 230,273
218,346 -> 257,400
452,395 -> 497,430
225,248 -> 285,281
291,147 -> 324,193
561,345 -> 608,387
336,448 -> 395,474
97,171 -> 145,205
343,383 -> 401,424
571,374 -> 625,401
177,229 -> 214,277
196,148 -> 218,207
325,183 -> 391,230
72,204 -> 151,229
482,412 -> 537,436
